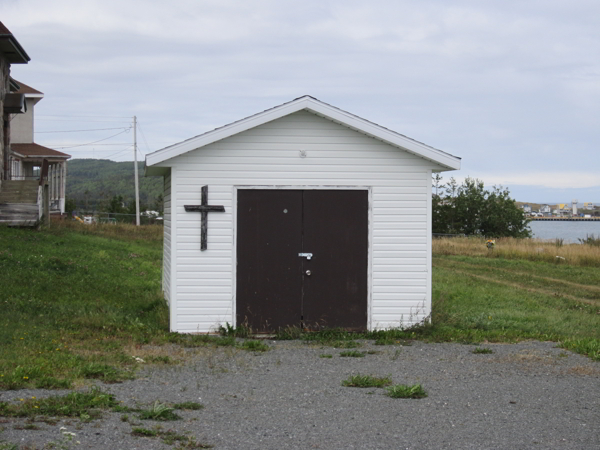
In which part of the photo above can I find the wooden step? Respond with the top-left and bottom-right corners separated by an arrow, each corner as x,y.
0,203 -> 39,226
0,180 -> 39,203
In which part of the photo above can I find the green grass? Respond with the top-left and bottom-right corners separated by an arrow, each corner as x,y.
173,401 -> 204,410
339,350 -> 365,358
1,223 -> 598,395
0,387 -> 117,420
429,255 -> 600,359
385,384 -> 428,399
131,426 -> 213,448
472,347 -> 493,354
0,225 -> 270,391
239,340 -> 269,352
138,401 -> 181,421
132,427 -> 159,437
342,374 -> 392,388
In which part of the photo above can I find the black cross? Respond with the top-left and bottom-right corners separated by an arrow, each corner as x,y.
184,185 -> 225,251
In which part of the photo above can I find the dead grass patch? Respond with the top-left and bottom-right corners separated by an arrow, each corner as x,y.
566,366 -> 600,376
433,236 -> 600,267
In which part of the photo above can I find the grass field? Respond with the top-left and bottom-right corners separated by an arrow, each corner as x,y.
1,225 -> 598,392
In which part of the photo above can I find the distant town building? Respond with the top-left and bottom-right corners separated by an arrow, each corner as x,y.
584,202 -> 594,209
522,204 -> 531,213
540,205 -> 551,213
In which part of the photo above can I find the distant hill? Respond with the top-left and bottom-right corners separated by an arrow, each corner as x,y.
66,159 -> 163,211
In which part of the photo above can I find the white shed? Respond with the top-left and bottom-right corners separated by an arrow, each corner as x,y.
145,96 -> 460,333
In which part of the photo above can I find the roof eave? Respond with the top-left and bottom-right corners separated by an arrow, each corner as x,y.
0,35 -> 31,64
145,96 -> 461,171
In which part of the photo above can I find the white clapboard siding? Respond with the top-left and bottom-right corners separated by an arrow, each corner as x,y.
161,110 -> 446,333
162,173 -> 171,306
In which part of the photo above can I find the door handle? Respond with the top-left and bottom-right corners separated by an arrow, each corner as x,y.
298,253 -> 313,260
305,270 -> 311,276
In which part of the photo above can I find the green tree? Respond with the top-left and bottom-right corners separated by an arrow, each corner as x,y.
432,176 -> 530,238
64,197 -> 77,216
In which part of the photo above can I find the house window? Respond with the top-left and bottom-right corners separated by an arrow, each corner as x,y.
32,166 -> 41,178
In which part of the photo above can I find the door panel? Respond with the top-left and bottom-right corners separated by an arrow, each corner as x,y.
302,190 -> 368,331
236,190 -> 303,331
236,189 -> 368,332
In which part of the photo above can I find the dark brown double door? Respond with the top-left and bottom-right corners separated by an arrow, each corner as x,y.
236,189 -> 368,332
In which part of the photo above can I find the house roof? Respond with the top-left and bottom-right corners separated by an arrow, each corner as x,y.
11,143 -> 71,160
11,79 -> 44,97
0,21 -> 30,64
145,96 -> 461,174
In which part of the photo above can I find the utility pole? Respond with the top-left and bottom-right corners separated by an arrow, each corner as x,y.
133,116 -> 140,226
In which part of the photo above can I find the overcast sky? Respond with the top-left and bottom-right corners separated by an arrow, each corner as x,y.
4,0 -> 599,202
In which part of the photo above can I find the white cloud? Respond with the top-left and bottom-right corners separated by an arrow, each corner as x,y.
456,172 -> 600,190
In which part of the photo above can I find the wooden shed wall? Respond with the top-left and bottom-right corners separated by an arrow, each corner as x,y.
164,110 -> 443,333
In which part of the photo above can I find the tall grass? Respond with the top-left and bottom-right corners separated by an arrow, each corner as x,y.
50,220 -> 164,242
433,236 -> 600,267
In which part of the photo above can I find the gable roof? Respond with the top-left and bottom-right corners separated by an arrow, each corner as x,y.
11,79 -> 44,97
145,96 -> 461,172
0,21 -> 30,64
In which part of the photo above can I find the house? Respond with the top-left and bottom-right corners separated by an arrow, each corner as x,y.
0,21 -> 38,225
540,205 -> 551,214
10,80 -> 70,213
1,21 -> 30,186
145,96 -> 461,333
522,204 -> 531,213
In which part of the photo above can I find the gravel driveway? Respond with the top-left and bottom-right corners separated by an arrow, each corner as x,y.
1,340 -> 599,450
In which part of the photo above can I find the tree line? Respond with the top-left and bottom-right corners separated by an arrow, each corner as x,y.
432,175 -> 531,238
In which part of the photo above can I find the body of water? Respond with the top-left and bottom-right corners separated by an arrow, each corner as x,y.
528,220 -> 600,243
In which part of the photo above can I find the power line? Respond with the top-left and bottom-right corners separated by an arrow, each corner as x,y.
105,146 -> 134,159
37,114 -> 132,119
136,121 -> 152,155
35,127 -> 129,134
36,118 -> 132,124
52,128 -> 131,149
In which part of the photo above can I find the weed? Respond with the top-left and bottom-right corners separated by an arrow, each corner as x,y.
132,427 -> 159,437
342,374 -> 392,388
326,340 -> 361,349
319,354 -> 333,359
339,350 -> 365,358
559,338 -> 600,361
0,387 -> 117,420
139,401 -> 181,421
147,355 -> 173,364
239,340 -> 269,352
78,362 -> 132,383
173,402 -> 204,410
161,430 -> 188,444
274,325 -> 304,340
218,322 -> 250,338
385,384 -> 428,399
0,443 -> 17,450
578,234 -> 600,247
13,423 -> 40,430
391,349 -> 402,361
374,337 -> 412,346
472,347 -> 494,354
176,439 -> 214,449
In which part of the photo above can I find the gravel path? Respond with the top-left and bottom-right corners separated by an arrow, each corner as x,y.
1,340 -> 599,450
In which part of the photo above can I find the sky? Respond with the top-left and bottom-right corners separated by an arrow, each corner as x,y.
3,0 -> 599,203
